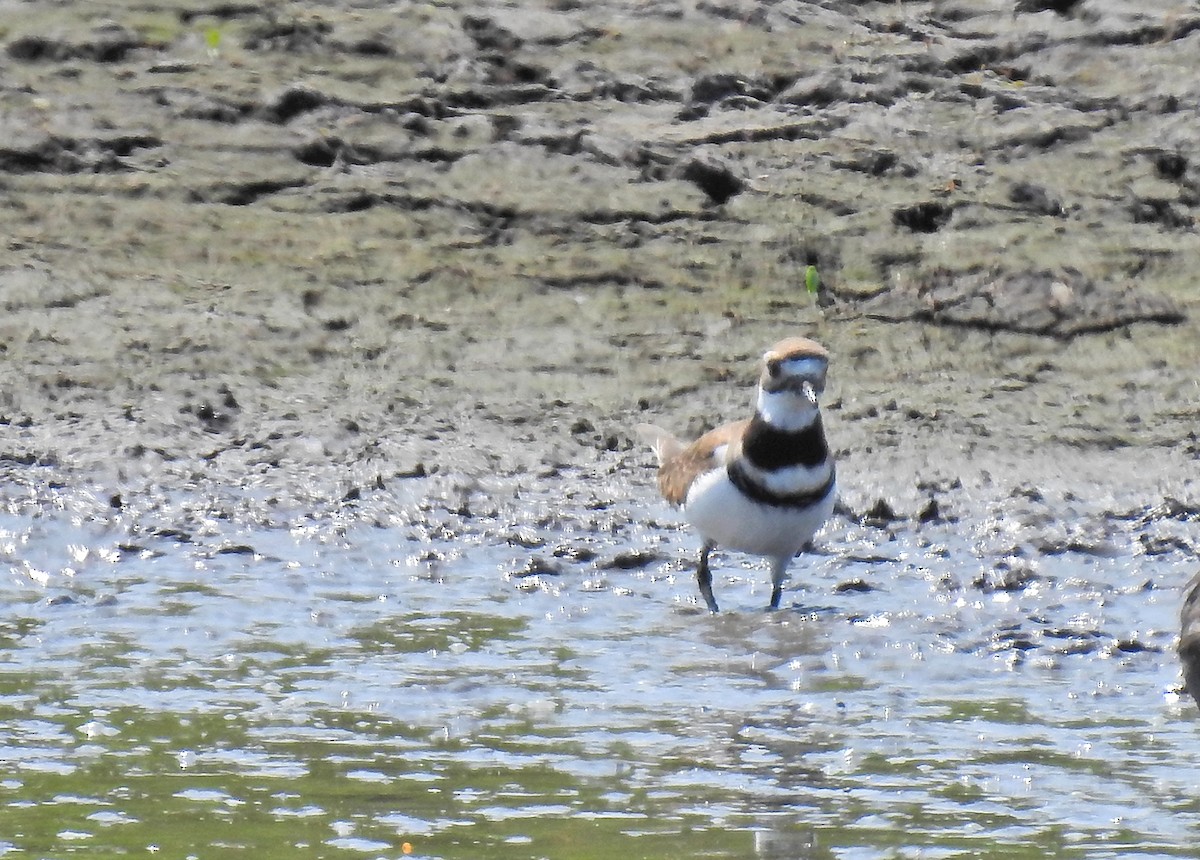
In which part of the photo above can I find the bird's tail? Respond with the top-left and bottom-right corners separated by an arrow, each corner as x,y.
634,423 -> 684,465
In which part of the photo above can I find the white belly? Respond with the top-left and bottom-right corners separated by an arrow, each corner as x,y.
683,468 -> 835,559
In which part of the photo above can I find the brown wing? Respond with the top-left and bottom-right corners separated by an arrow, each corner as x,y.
656,419 -> 748,506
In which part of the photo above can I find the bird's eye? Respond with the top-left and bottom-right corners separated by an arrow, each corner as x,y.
766,359 -> 781,378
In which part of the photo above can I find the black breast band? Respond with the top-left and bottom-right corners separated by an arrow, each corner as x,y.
742,417 -> 828,470
727,459 -> 836,509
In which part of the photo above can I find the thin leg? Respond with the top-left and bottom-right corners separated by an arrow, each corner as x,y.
697,541 -> 719,613
768,556 -> 789,610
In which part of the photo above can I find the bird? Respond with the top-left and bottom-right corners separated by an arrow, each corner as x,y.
636,336 -> 837,612
1179,572 -> 1200,708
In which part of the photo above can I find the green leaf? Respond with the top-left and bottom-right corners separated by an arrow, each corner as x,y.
805,265 -> 820,296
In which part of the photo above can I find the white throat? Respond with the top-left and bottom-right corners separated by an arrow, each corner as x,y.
755,387 -> 819,432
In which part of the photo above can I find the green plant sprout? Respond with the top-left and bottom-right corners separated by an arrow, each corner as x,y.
805,264 -> 820,296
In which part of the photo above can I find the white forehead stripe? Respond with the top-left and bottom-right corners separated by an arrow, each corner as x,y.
773,355 -> 827,376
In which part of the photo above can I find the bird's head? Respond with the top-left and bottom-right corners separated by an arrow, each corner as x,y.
756,337 -> 830,428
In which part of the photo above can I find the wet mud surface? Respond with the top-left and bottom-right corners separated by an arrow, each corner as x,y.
2,0 -> 1200,856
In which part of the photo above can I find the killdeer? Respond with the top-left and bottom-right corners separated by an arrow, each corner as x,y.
1180,572 -> 1200,708
636,337 -> 837,612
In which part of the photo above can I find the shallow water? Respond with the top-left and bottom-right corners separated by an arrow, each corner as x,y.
1,474 -> 1197,859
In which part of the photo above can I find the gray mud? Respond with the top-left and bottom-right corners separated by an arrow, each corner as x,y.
2,1 -> 1200,857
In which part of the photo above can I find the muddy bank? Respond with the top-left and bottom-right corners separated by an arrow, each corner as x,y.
0,0 -> 1197,537
6,8 -> 1200,856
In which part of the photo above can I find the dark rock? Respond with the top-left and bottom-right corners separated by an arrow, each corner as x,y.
1009,181 -> 1065,216
462,15 -> 522,53
7,35 -> 74,62
341,37 -> 393,57
259,85 -> 333,123
8,25 -> 144,63
0,137 -> 140,175
862,498 -> 898,526
293,137 -> 344,167
973,562 -> 1040,593
193,401 -> 233,432
554,545 -> 599,563
194,177 -> 308,205
893,201 -> 954,233
1012,484 -> 1045,502
676,154 -> 745,205
1139,533 -> 1192,555
82,24 -> 145,62
1033,529 -> 1122,557
1112,638 -> 1160,655
917,498 -> 942,523
602,549 -> 662,570
178,4 -> 260,23
834,578 -> 875,594
991,628 -> 1039,652
517,556 -> 562,577
1130,197 -> 1193,230
1150,149 -> 1188,181
506,529 -> 545,549
676,103 -> 709,121
1014,0 -> 1085,15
